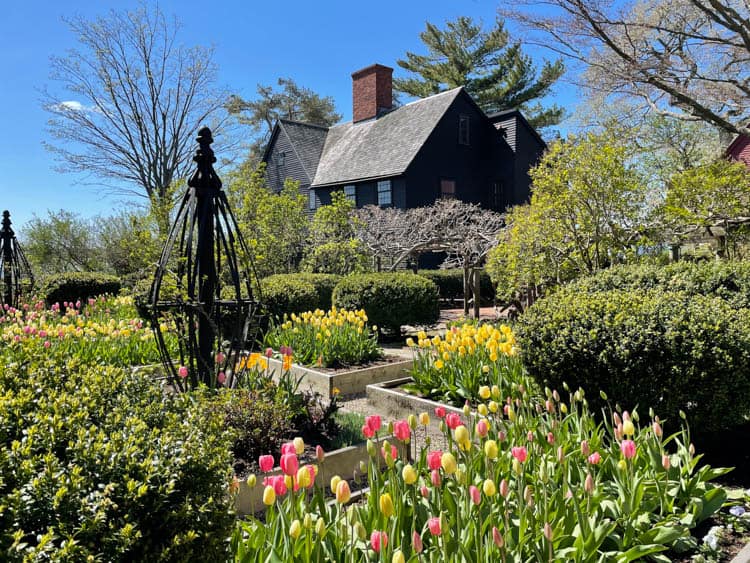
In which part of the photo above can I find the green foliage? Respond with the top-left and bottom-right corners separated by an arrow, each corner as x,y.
564,261 -> 750,309
332,273 -> 439,332
40,271 -> 121,306
329,411 -> 366,451
0,360 -> 235,562
394,16 -> 564,128
226,162 -> 308,278
517,287 -> 750,432
302,191 -> 371,275
417,268 -> 495,302
260,276 -> 319,320
487,130 -> 648,300
264,308 -> 381,368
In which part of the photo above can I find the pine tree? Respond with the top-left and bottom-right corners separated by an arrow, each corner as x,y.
394,17 -> 564,129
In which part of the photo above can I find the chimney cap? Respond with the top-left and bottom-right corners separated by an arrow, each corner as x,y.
351,63 -> 394,79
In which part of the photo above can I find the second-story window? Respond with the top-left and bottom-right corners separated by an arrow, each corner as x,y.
377,180 -> 392,206
308,189 -> 317,211
344,184 -> 357,204
276,151 -> 286,168
458,115 -> 470,145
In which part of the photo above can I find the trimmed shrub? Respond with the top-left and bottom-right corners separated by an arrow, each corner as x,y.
263,273 -> 341,311
332,273 -> 439,332
517,288 -> 750,432
40,271 -> 121,306
0,359 -> 235,562
566,260 -> 750,309
260,275 -> 318,320
417,268 -> 495,303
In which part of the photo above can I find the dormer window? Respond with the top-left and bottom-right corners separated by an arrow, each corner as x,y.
458,115 -> 470,145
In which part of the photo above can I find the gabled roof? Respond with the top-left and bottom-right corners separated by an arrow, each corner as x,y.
261,119 -> 329,183
311,87 -> 464,187
486,109 -> 547,151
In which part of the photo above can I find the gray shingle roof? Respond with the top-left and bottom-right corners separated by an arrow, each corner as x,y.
311,87 -> 463,187
278,120 -> 329,183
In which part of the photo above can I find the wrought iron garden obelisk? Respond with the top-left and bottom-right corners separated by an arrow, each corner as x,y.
146,127 -> 262,391
0,211 -> 34,308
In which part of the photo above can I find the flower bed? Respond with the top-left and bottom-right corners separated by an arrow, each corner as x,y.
233,385 -> 729,561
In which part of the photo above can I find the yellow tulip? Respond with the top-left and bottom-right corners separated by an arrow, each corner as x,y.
483,479 -> 497,497
479,386 -> 491,400
379,493 -> 394,517
454,425 -> 470,445
330,475 -> 341,495
484,440 -> 498,459
441,452 -> 457,474
289,519 -> 302,539
336,480 -> 351,504
262,485 -> 276,506
402,464 -> 418,485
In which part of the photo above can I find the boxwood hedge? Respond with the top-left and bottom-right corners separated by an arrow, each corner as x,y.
40,271 -> 121,307
332,273 -> 439,332
517,287 -> 750,432
417,268 -> 495,303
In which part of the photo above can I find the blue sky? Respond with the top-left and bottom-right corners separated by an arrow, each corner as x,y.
0,0 -> 577,237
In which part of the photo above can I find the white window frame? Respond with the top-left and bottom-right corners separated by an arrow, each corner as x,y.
377,180 -> 392,206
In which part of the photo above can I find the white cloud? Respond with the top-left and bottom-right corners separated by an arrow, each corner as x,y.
58,100 -> 85,111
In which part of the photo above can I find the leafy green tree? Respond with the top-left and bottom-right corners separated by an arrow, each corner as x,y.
663,159 -> 750,259
228,78 -> 341,162
394,16 -> 564,129
302,191 -> 371,275
226,162 -> 308,278
487,130 -> 648,302
95,210 -> 163,283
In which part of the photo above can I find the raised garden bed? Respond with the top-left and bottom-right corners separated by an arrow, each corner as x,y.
266,355 -> 412,398
235,435 -> 407,515
366,376 -> 465,421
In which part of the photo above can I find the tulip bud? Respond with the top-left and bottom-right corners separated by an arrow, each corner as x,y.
491,384 -> 501,398
524,485 -> 534,507
315,517 -> 326,537
580,440 -> 590,456
431,469 -> 442,487
498,430 -> 506,442
304,513 -> 313,529
662,454 -> 671,470
408,414 -> 418,430
618,459 -> 627,471
355,522 -> 366,541
379,493 -> 395,517
293,437 -> 305,455
512,458 -> 522,475
412,530 -> 423,553
469,485 -> 481,505
543,522 -> 553,542
476,419 -> 489,438
463,402 -> 471,416
560,403 -> 568,414
367,439 -> 376,458
689,443 -> 695,456
539,462 -> 548,483
492,526 -> 504,548
330,475 -> 341,495
289,519 -> 302,539
600,390 -> 608,400
584,472 -> 594,494
489,400 -> 499,413
557,446 -> 565,463
499,479 -> 509,498
454,425 -> 470,445
419,412 -> 430,426
483,479 -> 497,497
359,460 -> 367,475
402,464 -> 417,485
441,452 -> 458,474
613,412 -> 622,426
478,403 -> 489,416
246,474 -> 256,488
484,440 -> 498,459
653,421 -> 663,439
420,485 -> 429,498
552,389 -> 560,401
392,550 -> 406,563
263,485 -> 276,506
316,445 -> 325,463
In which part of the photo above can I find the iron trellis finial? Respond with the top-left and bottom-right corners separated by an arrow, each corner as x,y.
188,127 -> 222,193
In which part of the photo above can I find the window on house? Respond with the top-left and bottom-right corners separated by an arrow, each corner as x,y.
458,115 -> 470,145
440,179 -> 456,198
344,184 -> 357,204
492,182 -> 503,210
308,189 -> 317,210
276,151 -> 286,167
377,180 -> 392,206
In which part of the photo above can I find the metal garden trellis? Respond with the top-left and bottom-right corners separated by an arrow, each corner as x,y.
145,127 -> 263,391
0,210 -> 34,308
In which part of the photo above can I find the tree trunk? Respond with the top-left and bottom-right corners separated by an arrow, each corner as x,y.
472,268 -> 480,320
463,266 -> 470,316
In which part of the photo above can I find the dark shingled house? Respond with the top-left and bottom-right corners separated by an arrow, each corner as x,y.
262,64 -> 546,214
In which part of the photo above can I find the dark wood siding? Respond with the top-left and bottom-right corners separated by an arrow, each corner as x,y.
402,93 -> 516,212
265,127 -> 310,193
512,120 -> 545,205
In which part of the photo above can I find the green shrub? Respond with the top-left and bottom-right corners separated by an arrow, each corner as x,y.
332,273 -> 439,332
566,260 -> 750,309
0,359 -> 234,562
260,276 -> 318,320
517,288 -> 750,432
262,273 -> 341,313
417,268 -> 495,303
40,271 -> 121,306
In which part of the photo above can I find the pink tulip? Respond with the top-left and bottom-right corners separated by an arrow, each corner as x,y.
498,430 -> 506,442
434,406 -> 446,418
492,527 -> 504,548
445,412 -> 462,430
527,431 -> 534,442
370,531 -> 388,553
469,485 -> 481,505
587,452 -> 601,465
499,479 -> 509,498
272,475 -> 287,496
265,347 -> 274,358
280,453 -> 299,476
44,340 -> 50,348
381,444 -> 398,461
476,419 -> 489,437
259,455 -> 274,472
365,415 -> 382,433
316,445 -> 325,463
217,371 -> 226,385
620,439 -> 637,460
178,366 -> 188,379
393,420 -> 411,442
662,454 -> 671,470
653,422 -> 663,438
511,446 -> 528,463
305,464 -> 316,488
427,450 -> 443,470
431,469 -> 441,487
412,530 -> 423,553
420,485 -> 429,498
580,440 -> 590,456
362,424 -> 374,439
428,517 -> 442,536
547,432 -> 555,445
281,442 -> 296,455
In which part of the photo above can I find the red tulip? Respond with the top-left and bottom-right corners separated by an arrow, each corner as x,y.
258,455 -> 274,472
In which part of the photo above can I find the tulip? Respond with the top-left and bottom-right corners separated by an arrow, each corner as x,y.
315,517 -> 326,537
303,513 -> 313,529
365,414 -> 382,433
297,466 -> 312,489
491,384 -> 501,398
427,450 -> 443,470
527,430 -> 534,442
588,452 -> 601,465
293,437 -> 305,454
178,365 -> 188,379
622,419 -> 635,437
499,478 -> 509,498
392,551 -> 405,563
262,485 -> 276,506
435,406 -> 446,418
259,455 -> 274,473
478,404 -> 488,416
489,400 -> 499,413
662,454 -> 671,470
431,469 -> 442,487
547,432 -> 555,445
281,442 -> 296,455
393,420 -> 411,442
484,440 -> 498,459
469,485 -> 481,505
653,421 -> 663,438
511,446 -> 528,463
289,519 -> 302,539
476,419 -> 489,438
316,445 -> 325,463
419,412 -> 430,426
454,425 -> 470,445
379,493 -> 394,517
412,530 -> 423,553
445,412 -> 462,429
584,472 -> 594,494
492,527 -> 504,548
330,475 -> 341,494
479,385 -> 491,399
620,439 -> 637,460
441,452 -> 457,474
420,485 -> 429,498
280,454 -> 299,476
408,414 -> 418,430
483,479 -> 497,497
428,516 -> 442,536
246,474 -> 256,488
580,440 -> 590,456
464,401 -> 471,416
335,480 -> 351,504
362,424 -> 375,439
370,530 -> 388,553
402,464 -> 417,485
217,371 -> 226,385
618,459 -> 627,471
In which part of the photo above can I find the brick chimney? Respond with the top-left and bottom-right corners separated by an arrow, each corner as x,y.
352,64 -> 393,123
